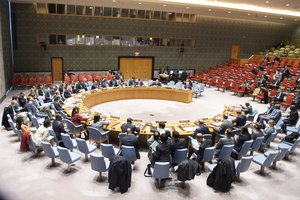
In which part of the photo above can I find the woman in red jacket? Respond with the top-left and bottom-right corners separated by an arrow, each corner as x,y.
70,106 -> 89,138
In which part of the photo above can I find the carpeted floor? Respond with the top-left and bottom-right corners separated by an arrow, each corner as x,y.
0,87 -> 299,200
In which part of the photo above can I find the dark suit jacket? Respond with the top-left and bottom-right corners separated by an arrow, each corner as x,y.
232,115 -> 247,127
153,143 -> 171,162
63,90 -> 72,99
121,123 -> 140,134
234,132 -> 251,151
284,110 -> 299,126
170,138 -> 187,157
44,90 -> 52,103
193,125 -> 210,137
52,120 -> 68,141
215,136 -> 234,156
121,134 -> 140,159
18,96 -> 27,108
53,101 -> 64,111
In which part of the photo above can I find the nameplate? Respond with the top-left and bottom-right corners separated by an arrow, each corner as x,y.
110,115 -> 120,119
179,120 -> 190,123
155,121 -> 167,124
132,119 -> 143,122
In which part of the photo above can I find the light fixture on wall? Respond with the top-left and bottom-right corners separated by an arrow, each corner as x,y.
40,42 -> 47,50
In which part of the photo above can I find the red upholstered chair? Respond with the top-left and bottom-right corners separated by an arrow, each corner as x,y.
46,75 -> 53,86
281,94 -> 294,107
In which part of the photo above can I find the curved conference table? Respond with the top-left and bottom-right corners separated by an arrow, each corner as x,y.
64,87 -> 234,145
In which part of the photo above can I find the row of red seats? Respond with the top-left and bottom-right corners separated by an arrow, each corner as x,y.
64,73 -> 112,84
12,74 -> 53,88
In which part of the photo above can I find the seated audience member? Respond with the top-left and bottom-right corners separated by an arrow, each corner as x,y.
37,85 -> 45,98
213,115 -> 233,137
258,104 -> 282,124
150,79 -> 162,87
147,131 -> 160,147
44,86 -> 53,103
32,118 -> 51,147
63,86 -> 73,99
263,119 -> 275,143
29,86 -> 37,99
193,120 -> 210,138
188,133 -> 213,165
257,102 -> 275,122
120,128 -> 140,160
272,89 -> 285,103
215,129 -> 234,157
26,96 -> 49,118
281,105 -> 299,134
16,116 -> 32,151
53,96 -> 64,111
92,114 -> 110,130
71,106 -> 88,126
240,102 -> 253,115
120,117 -> 140,134
232,126 -> 251,159
150,133 -> 171,166
251,86 -> 261,101
52,114 -> 68,146
170,131 -> 187,157
232,109 -> 247,128
18,91 -> 27,110
251,122 -> 264,140
76,80 -> 87,92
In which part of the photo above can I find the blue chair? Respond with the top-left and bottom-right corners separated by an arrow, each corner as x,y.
264,147 -> 289,168
232,140 -> 253,159
76,138 -> 97,161
41,141 -> 59,166
167,81 -> 175,88
194,83 -> 205,97
201,146 -> 216,169
61,133 -> 78,151
286,118 -> 300,133
118,132 -> 127,147
175,81 -> 183,89
59,111 -> 71,120
218,144 -> 234,160
172,148 -> 188,166
87,126 -> 110,148
90,154 -> 110,181
250,136 -> 264,155
246,109 -> 258,122
263,131 -> 278,148
275,119 -> 284,132
49,129 -> 62,145
252,151 -> 278,174
65,119 -> 83,137
101,143 -> 116,160
8,119 -> 22,140
151,162 -> 170,188
57,146 -> 81,172
121,145 -> 137,163
278,138 -> 300,159
28,136 -> 39,156
31,115 -> 42,129
235,156 -> 253,180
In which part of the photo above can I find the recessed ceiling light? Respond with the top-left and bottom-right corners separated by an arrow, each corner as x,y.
265,1 -> 269,3
264,15 -> 268,18
208,9 -> 212,12
112,0 -> 116,2
228,11 -> 231,13
96,36 -> 99,39
138,2 -> 142,5
286,4 -> 290,7
186,6 -> 190,9
247,13 -> 251,15
163,4 -> 167,7
266,7 -> 270,9
295,19 -> 298,21
280,17 -> 283,19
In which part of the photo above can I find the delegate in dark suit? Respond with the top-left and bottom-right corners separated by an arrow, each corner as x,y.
215,130 -> 234,156
232,114 -> 247,128
170,138 -> 187,157
52,115 -> 68,144
121,134 -> 140,159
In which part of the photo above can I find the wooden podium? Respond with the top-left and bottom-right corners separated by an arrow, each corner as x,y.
118,56 -> 154,80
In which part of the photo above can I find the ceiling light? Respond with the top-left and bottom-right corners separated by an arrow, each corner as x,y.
186,6 -> 190,9
112,0 -> 116,2
208,9 -> 212,12
247,13 -> 251,15
264,15 -> 267,18
138,2 -> 142,5
228,11 -> 231,13
286,4 -> 290,7
280,17 -> 283,20
163,4 -> 167,7
162,0 -> 300,17
265,1 -> 269,3
82,35 -> 85,38
96,36 -> 99,39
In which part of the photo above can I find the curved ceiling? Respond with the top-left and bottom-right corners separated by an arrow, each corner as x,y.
11,0 -> 300,24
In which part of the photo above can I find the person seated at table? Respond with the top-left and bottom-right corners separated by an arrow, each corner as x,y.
31,118 -> 51,147
193,120 -> 210,138
120,117 -> 140,134
170,131 -> 187,157
120,128 -> 140,161
127,77 -> 137,87
76,79 -> 87,92
63,85 -> 73,99
91,114 -> 110,130
251,122 -> 264,140
215,129 -> 234,157
258,104 -> 281,125
108,76 -> 119,87
281,105 -> 299,134
150,133 -> 171,166
136,79 -> 144,87
100,78 -> 108,88
232,109 -> 247,128
263,119 -> 275,143
150,79 -> 162,87
183,81 -> 192,90
213,115 -> 233,137
232,126 -> 251,159
157,121 -> 170,137
91,80 -> 99,90
53,96 -> 64,111
188,133 -> 213,164
71,106 -> 88,126
240,102 -> 253,115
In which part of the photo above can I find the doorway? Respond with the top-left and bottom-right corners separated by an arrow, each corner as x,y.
51,57 -> 63,82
